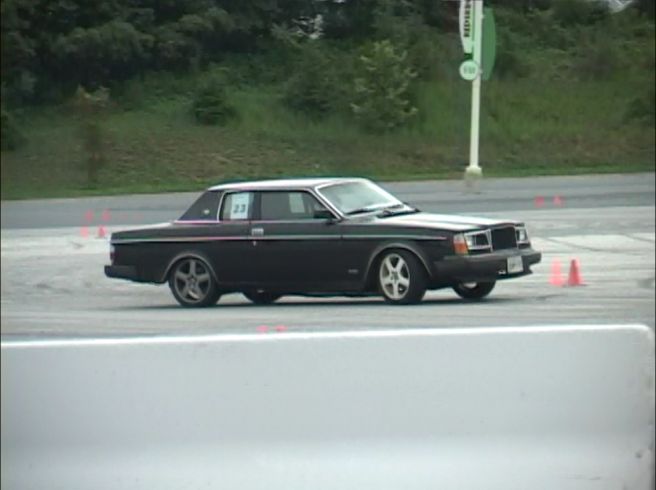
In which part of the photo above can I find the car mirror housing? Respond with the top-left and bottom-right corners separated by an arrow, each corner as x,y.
314,209 -> 337,221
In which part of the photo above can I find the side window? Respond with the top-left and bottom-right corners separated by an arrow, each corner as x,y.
260,191 -> 330,221
220,192 -> 254,221
302,193 -> 331,218
289,193 -> 306,214
179,191 -> 220,221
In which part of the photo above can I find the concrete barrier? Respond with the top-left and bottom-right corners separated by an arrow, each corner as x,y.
2,325 -> 654,489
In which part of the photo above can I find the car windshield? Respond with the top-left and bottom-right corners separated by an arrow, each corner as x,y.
318,180 -> 403,215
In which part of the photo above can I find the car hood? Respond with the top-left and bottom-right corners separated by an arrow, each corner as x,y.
370,212 -> 520,231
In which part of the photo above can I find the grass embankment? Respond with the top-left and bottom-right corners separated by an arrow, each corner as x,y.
2,36 -> 654,200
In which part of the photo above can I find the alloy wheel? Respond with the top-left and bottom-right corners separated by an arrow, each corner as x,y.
379,253 -> 411,301
170,258 -> 220,307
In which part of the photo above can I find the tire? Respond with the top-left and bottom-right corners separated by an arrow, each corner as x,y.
244,291 -> 281,305
452,281 -> 496,300
168,257 -> 221,307
377,250 -> 427,305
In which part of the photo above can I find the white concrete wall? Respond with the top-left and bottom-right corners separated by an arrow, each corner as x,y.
2,325 -> 654,490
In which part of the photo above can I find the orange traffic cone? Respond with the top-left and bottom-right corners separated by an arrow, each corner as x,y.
80,226 -> 89,238
97,225 -> 107,239
549,259 -> 565,286
567,259 -> 585,286
553,195 -> 564,206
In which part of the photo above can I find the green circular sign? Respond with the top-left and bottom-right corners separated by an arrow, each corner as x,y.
459,60 -> 480,81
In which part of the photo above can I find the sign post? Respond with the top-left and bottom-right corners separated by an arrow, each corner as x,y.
459,0 -> 485,185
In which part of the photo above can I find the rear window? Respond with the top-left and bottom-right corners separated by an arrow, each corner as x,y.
178,191 -> 220,221
220,192 -> 254,221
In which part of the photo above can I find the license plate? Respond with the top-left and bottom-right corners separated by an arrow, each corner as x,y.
507,256 -> 523,274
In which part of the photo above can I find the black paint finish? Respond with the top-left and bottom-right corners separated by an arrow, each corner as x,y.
105,178 -> 541,297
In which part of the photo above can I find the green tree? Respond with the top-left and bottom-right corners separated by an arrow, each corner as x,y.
1,0 -> 38,104
192,76 -> 237,125
1,105 -> 26,150
350,40 -> 418,132
636,0 -> 655,20
283,43 -> 352,117
52,21 -> 152,87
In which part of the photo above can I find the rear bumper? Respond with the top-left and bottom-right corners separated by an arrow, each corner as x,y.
432,248 -> 542,284
104,265 -> 139,281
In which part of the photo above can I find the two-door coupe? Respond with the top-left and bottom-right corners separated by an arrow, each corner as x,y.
105,178 -> 541,306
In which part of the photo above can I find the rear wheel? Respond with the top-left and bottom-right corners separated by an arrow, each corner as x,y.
168,257 -> 221,307
244,291 -> 281,305
452,281 -> 496,300
377,250 -> 427,304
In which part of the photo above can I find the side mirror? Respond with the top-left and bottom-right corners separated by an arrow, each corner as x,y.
314,209 -> 338,222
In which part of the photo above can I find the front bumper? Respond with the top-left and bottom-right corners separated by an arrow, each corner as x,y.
432,248 -> 542,284
104,265 -> 139,281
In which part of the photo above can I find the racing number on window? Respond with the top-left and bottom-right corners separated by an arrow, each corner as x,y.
227,192 -> 251,220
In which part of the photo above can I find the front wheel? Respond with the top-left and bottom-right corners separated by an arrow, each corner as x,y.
168,257 -> 221,307
377,250 -> 427,304
452,281 -> 496,300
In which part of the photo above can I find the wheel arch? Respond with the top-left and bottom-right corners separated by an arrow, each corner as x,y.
159,251 -> 219,284
364,242 -> 432,290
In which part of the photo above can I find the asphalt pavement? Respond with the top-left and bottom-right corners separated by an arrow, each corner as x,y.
1,173 -> 654,337
2,173 -> 654,229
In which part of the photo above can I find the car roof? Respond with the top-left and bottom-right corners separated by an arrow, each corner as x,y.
207,177 -> 367,192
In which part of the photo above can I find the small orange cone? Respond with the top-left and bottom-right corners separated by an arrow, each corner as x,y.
553,195 -> 564,206
567,259 -> 585,286
97,225 -> 107,239
80,226 -> 89,238
549,259 -> 565,286
534,196 -> 545,208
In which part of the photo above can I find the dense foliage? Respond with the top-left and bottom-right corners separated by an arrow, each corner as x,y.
1,1 -> 653,196
351,40 -> 418,132
3,0 -> 648,107
192,75 -> 236,125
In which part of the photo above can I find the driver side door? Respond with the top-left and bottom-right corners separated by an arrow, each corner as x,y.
249,191 -> 350,291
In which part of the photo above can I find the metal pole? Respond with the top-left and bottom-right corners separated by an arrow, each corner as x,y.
465,0 -> 484,180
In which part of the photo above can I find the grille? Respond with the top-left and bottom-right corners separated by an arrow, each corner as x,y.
491,227 -> 517,250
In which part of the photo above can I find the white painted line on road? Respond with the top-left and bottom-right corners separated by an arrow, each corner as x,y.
2,323 -> 652,349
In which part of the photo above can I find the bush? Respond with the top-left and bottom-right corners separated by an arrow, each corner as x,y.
575,36 -> 620,80
192,76 -> 236,125
494,33 -> 532,79
282,44 -> 351,118
552,0 -> 609,26
350,40 -> 418,133
0,106 -> 26,150
626,86 -> 655,125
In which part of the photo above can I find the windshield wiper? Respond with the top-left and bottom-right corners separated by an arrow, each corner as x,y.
346,205 -> 386,216
378,204 -> 419,217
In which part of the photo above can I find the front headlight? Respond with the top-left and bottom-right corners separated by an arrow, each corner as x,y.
516,226 -> 529,244
464,230 -> 492,251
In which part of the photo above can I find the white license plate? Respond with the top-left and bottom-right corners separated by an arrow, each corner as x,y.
507,256 -> 524,274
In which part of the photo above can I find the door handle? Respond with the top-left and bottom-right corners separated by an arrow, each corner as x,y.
251,227 -> 264,237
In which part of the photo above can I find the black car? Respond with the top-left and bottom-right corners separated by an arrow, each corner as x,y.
105,178 -> 541,306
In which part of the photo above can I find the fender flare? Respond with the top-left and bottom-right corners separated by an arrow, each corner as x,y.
159,251 -> 219,284
364,241 -> 433,286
